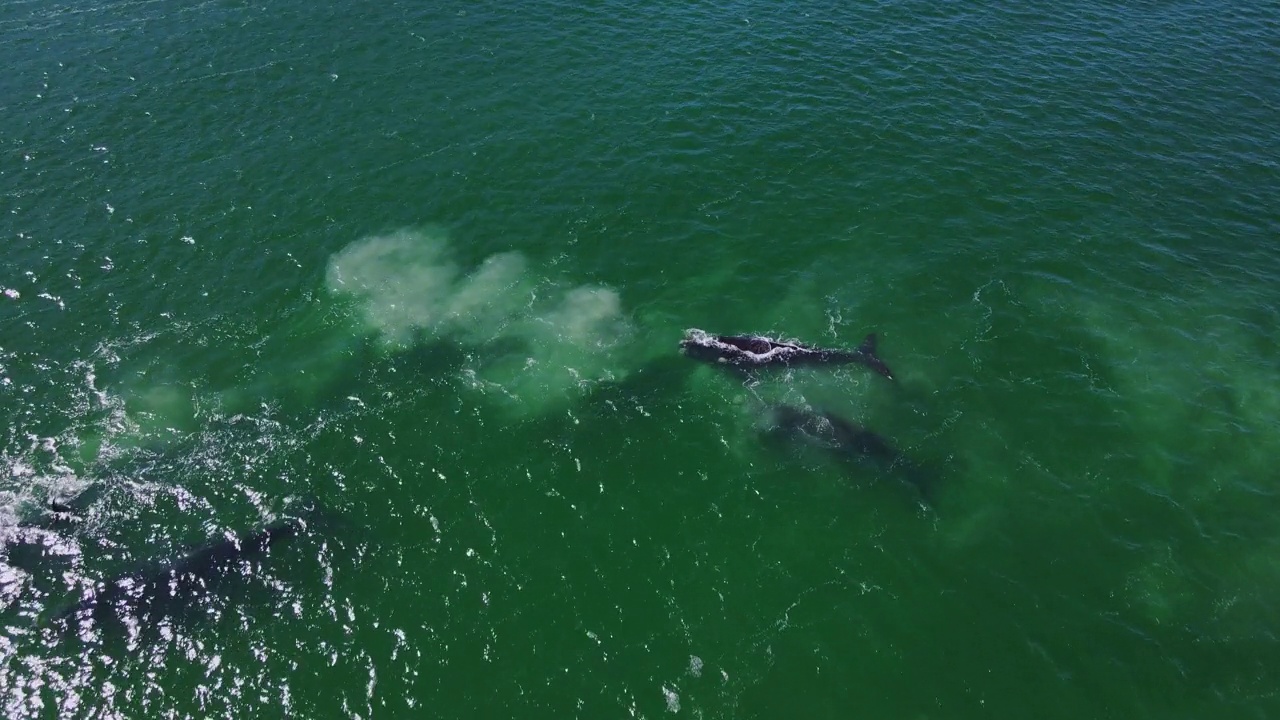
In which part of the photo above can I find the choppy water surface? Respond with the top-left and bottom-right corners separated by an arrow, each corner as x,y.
3,0 -> 1279,717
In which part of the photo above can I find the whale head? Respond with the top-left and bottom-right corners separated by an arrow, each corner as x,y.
679,328 -> 732,363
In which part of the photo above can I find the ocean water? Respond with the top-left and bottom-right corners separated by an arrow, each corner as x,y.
2,0 -> 1279,717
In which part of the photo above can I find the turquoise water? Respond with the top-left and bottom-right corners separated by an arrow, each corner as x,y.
3,0 -> 1280,716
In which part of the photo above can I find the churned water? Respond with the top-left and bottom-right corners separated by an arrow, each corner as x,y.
2,1 -> 1279,717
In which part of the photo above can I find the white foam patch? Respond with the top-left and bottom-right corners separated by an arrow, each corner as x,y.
327,229 -> 638,415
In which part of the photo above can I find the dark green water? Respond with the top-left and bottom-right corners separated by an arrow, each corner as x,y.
3,0 -> 1280,717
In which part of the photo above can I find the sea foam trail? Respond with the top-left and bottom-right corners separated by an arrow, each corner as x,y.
326,228 -> 638,414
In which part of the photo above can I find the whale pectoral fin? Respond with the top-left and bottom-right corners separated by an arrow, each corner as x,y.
857,333 -> 877,356
854,333 -> 894,380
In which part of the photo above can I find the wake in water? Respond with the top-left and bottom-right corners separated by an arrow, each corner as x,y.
326,228 -> 641,415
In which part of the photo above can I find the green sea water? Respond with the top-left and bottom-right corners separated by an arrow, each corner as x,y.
3,0 -> 1280,717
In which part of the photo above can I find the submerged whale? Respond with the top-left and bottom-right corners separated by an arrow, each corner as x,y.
764,404 -> 932,503
50,507 -> 314,628
2,492 -> 97,575
679,329 -> 894,379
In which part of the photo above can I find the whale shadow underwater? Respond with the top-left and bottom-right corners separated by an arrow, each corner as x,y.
761,404 -> 936,508
45,497 -> 324,633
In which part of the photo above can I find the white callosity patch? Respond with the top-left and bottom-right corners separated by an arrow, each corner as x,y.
662,685 -> 680,713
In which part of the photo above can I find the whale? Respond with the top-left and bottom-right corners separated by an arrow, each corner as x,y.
679,329 -> 894,379
764,404 -> 932,503
2,492 -> 96,575
50,507 -> 314,628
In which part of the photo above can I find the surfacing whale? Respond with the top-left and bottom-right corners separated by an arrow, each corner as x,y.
679,328 -> 894,379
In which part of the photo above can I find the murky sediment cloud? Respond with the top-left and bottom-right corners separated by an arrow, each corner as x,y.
327,228 -> 636,413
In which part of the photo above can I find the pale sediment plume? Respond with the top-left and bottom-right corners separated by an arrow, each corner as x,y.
325,229 -> 472,347
1071,293 -> 1280,634
327,228 -> 638,414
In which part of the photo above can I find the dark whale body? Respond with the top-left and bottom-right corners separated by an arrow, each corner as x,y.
2,492 -> 100,575
679,329 -> 894,379
765,404 -> 933,503
51,513 -> 309,628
